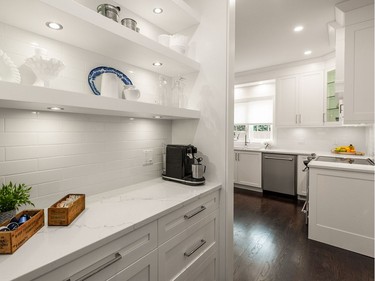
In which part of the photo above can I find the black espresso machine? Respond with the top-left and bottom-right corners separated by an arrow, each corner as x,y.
162,144 -> 205,185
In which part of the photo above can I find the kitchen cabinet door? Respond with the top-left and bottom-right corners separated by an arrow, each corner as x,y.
276,76 -> 298,126
234,151 -> 262,188
344,20 -> 374,124
299,71 -> 324,126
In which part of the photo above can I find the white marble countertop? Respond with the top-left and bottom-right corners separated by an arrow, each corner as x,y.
309,158 -> 375,173
0,178 -> 221,281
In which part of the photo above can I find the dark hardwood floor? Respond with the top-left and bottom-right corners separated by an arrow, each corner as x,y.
233,188 -> 374,281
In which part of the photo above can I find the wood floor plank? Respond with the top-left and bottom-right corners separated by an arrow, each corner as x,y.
233,188 -> 374,281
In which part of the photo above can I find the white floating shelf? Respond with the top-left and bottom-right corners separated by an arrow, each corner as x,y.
0,81 -> 200,120
113,0 -> 200,34
0,0 -> 200,77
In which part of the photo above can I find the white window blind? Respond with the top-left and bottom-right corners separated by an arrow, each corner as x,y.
234,99 -> 273,124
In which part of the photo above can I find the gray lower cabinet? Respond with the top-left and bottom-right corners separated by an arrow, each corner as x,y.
262,153 -> 297,195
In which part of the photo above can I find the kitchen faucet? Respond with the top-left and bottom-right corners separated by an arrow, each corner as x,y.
264,142 -> 270,149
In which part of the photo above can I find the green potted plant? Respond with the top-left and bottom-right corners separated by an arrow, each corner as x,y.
0,182 -> 34,224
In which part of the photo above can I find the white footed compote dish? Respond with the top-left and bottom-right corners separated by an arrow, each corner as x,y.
0,49 -> 21,83
25,48 -> 65,87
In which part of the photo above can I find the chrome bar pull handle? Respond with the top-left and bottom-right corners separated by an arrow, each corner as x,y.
184,239 -> 206,257
68,252 -> 122,281
264,156 -> 294,161
184,205 -> 206,220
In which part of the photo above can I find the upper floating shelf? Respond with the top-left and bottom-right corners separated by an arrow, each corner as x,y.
0,81 -> 201,120
0,0 -> 200,77
113,0 -> 200,34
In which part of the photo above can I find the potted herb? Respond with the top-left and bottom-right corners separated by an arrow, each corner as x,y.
0,182 -> 34,224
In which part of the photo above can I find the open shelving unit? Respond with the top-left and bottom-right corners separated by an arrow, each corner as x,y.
0,0 -> 200,77
0,0 -> 202,120
0,81 -> 200,119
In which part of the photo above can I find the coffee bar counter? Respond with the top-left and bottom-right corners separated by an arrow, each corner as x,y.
0,178 -> 221,281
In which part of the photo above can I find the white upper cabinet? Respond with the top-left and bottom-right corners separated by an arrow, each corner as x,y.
334,0 -> 374,124
344,19 -> 374,124
276,71 -> 324,127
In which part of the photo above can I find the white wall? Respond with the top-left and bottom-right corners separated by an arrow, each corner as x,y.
0,108 -> 171,208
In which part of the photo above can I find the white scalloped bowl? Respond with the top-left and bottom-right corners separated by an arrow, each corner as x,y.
0,49 -> 21,84
25,55 -> 65,87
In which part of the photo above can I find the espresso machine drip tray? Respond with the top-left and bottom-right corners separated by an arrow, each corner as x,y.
162,174 -> 205,186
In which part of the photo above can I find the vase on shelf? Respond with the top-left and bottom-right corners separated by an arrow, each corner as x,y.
171,76 -> 186,108
25,47 -> 65,87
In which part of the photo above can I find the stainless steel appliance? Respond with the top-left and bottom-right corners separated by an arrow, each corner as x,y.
162,144 -> 205,185
262,153 -> 297,195
301,153 -> 316,224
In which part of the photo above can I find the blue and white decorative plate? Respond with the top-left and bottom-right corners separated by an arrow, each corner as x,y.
88,66 -> 133,96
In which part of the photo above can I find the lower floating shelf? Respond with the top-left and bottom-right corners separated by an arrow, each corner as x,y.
0,81 -> 200,120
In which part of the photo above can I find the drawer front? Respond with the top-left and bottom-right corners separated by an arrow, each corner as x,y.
34,221 -> 157,281
158,211 -> 218,281
107,249 -> 157,281
176,252 -> 217,281
158,191 -> 219,245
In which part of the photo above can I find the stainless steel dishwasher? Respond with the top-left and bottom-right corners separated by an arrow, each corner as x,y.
262,153 -> 297,195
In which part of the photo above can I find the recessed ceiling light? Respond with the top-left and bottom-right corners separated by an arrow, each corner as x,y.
154,115 -> 162,119
153,62 -> 163,67
153,8 -> 163,14
304,50 -> 312,55
129,117 -> 135,120
46,22 -> 63,30
294,25 -> 304,32
47,107 -> 64,111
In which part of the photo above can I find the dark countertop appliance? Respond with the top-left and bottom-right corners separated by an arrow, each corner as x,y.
162,144 -> 205,185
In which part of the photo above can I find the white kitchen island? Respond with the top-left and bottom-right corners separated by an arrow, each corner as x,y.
308,158 -> 374,257
0,179 -> 221,281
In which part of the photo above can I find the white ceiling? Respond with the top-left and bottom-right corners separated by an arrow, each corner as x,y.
235,0 -> 344,73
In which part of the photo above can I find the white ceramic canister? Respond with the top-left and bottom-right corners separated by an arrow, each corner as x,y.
169,34 -> 188,54
158,34 -> 171,47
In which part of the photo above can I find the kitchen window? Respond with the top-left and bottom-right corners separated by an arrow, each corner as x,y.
234,80 -> 275,144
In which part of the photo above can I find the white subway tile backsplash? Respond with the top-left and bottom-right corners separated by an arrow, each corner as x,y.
0,133 -> 38,146
0,159 -> 38,176
0,148 -> 4,161
6,145 -> 64,160
38,132 -> 86,145
5,170 -> 63,186
5,119 -> 60,132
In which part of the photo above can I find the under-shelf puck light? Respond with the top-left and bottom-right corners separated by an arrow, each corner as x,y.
47,106 -> 64,111
153,8 -> 163,14
46,22 -> 63,30
153,62 -> 163,67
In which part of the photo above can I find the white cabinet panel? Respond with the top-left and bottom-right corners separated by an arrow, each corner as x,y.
234,151 -> 262,188
276,76 -> 298,126
344,20 -> 374,124
158,191 -> 218,245
309,168 -> 374,257
299,72 -> 324,126
107,250 -> 157,281
158,211 -> 218,281
34,222 -> 157,281
276,72 -> 324,127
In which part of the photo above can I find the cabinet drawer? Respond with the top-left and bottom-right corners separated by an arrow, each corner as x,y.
34,221 -> 157,281
158,191 -> 218,245
158,210 -> 218,281
107,249 -> 157,281
176,252 -> 217,281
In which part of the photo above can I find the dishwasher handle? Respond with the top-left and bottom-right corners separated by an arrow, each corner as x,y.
264,156 -> 294,161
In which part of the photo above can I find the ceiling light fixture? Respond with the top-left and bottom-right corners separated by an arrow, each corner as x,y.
129,117 -> 135,120
294,25 -> 304,32
46,22 -> 63,30
47,106 -> 64,111
154,115 -> 162,119
304,50 -> 312,55
153,8 -> 163,14
153,62 -> 163,67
